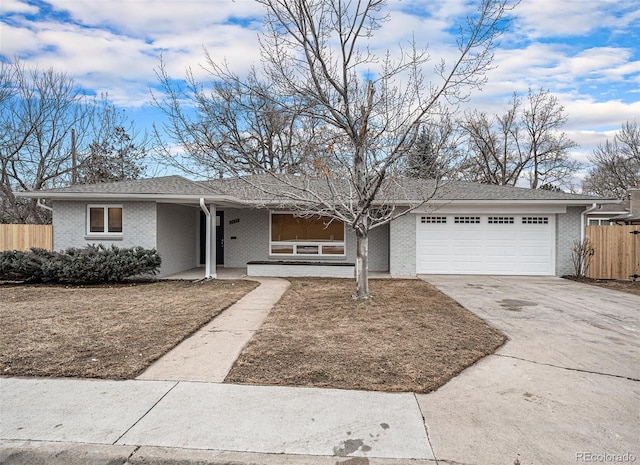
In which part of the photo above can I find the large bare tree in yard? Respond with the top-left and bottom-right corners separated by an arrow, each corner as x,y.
156,0 -> 513,299
582,120 -> 640,198
1,62 -> 147,224
460,88 -> 579,189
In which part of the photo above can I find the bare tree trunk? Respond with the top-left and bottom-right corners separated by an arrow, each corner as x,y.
354,225 -> 369,299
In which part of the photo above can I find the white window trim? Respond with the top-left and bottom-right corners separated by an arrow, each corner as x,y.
269,211 -> 346,257
86,204 -> 123,236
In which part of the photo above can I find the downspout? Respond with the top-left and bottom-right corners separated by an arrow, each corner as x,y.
580,203 -> 598,242
199,198 -> 213,279
37,199 -> 53,212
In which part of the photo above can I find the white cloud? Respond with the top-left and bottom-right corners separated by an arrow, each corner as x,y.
45,0 -> 265,37
512,0 -> 630,39
1,0 -> 39,14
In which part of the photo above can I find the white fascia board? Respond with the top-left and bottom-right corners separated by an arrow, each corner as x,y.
414,203 -> 568,214
13,191 -> 241,204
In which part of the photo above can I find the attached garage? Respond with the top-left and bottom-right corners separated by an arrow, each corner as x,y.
416,213 -> 555,275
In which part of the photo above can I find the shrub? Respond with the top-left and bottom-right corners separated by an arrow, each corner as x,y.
0,245 -> 161,284
570,238 -> 595,278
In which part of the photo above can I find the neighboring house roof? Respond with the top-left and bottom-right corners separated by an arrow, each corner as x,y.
586,203 -> 628,215
15,174 -> 615,206
609,212 -> 640,223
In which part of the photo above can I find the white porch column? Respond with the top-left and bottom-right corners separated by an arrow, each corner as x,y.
199,199 -> 217,279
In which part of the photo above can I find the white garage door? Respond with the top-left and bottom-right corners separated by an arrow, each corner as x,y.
416,214 -> 555,275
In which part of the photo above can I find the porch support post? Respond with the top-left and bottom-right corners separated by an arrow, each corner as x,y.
199,199 -> 217,279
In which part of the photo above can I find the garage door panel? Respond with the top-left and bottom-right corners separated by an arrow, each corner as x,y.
416,214 -> 554,275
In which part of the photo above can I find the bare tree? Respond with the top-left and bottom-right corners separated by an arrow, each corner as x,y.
1,62 -> 147,223
459,94 -> 524,185
1,62 -> 93,223
582,120 -> 640,198
460,88 -> 579,189
156,0 -> 514,299
153,64 -> 318,177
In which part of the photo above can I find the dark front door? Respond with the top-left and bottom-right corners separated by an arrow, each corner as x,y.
200,211 -> 224,265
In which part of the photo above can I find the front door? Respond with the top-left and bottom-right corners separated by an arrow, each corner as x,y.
199,211 -> 224,265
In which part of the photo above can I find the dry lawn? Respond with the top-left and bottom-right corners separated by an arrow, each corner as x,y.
0,280 -> 257,379
226,278 -> 506,393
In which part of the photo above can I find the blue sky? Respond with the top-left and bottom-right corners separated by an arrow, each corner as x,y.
2,0 -> 639,182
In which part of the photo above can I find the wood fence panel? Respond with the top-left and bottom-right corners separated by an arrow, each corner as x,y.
586,225 -> 640,280
0,224 -> 53,252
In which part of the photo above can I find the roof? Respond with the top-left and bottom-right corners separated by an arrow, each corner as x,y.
201,175 -> 611,205
15,174 -> 614,206
26,176 -> 221,196
586,202 -> 628,215
609,212 -> 640,223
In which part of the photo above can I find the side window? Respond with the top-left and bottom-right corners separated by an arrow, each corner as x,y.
87,205 -> 123,234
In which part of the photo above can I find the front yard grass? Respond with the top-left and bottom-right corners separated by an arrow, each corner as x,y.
225,278 -> 506,393
1,277 -> 506,393
0,280 -> 258,379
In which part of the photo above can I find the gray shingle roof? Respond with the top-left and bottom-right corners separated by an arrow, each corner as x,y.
201,175 -> 609,203
18,176 -> 223,196
18,174 -> 612,204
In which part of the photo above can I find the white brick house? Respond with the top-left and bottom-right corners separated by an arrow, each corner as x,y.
16,175 -> 614,278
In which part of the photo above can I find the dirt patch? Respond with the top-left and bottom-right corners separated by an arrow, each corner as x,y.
0,279 -> 258,379
225,278 -> 506,394
565,277 -> 640,296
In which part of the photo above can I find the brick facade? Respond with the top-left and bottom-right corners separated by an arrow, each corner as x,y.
156,203 -> 198,277
555,206 -> 584,276
389,211 -> 416,276
52,200 -> 156,251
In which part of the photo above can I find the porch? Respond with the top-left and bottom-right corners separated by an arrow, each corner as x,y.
162,266 -> 396,280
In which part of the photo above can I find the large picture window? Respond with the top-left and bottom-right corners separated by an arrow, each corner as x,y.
270,213 -> 345,256
87,205 -> 123,235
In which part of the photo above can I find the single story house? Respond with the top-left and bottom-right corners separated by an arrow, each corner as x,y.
16,175 -> 613,278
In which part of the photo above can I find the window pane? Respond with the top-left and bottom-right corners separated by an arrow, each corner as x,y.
322,245 -> 344,255
108,208 -> 122,233
271,214 -> 343,241
271,244 -> 294,254
297,245 -> 319,254
90,208 -> 105,232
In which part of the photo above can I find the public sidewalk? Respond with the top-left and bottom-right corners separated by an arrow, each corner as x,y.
0,378 -> 433,464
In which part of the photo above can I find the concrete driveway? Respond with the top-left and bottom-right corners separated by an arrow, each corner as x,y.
417,275 -> 640,465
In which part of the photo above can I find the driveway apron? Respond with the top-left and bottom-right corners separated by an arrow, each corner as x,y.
417,275 -> 640,465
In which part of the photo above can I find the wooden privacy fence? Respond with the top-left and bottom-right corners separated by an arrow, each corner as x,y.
586,225 -> 640,280
0,224 -> 53,252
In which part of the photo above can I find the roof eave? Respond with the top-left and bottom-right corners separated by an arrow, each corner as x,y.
381,198 -> 618,206
13,191 -> 242,204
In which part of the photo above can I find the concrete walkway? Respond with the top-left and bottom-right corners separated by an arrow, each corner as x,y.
138,277 -> 290,382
